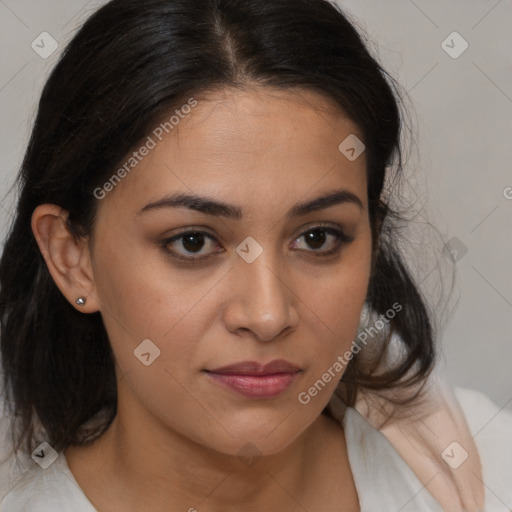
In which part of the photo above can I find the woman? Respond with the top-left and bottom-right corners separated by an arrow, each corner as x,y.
0,0 -> 510,510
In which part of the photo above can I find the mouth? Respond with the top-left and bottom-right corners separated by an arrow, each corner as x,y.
204,359 -> 302,399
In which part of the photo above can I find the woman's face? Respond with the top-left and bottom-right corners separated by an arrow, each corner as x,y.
87,86 -> 372,457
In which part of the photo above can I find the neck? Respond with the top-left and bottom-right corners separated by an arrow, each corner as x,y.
65,401 -> 345,511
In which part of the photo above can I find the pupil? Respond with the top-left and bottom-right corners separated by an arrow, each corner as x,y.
306,229 -> 325,249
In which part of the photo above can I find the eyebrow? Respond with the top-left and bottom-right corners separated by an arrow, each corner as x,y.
137,188 -> 364,220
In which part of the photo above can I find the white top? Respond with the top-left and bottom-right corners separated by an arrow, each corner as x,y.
1,386 -> 511,511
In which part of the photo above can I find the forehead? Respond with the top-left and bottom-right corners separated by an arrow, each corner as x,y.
172,86 -> 363,161
98,86 -> 367,216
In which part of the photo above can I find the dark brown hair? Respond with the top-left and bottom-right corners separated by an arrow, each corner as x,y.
0,0 -> 435,457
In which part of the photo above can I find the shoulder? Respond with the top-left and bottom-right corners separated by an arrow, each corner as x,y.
0,452 -> 96,512
342,404 -> 445,511
343,386 -> 512,511
453,386 -> 512,509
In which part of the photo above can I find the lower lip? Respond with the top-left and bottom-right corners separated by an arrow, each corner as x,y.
205,371 -> 299,399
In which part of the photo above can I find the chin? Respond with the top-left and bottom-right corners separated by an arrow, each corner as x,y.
203,421 -> 310,460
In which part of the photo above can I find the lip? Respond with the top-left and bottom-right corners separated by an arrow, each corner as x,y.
204,359 -> 302,399
207,359 -> 301,375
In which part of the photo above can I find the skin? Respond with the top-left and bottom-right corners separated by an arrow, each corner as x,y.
31,86 -> 372,512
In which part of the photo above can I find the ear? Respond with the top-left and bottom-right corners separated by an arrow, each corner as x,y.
31,204 -> 100,313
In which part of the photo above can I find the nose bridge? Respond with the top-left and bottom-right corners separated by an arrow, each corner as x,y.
227,238 -> 297,341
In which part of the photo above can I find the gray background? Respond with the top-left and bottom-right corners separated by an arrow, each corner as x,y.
0,0 -> 511,410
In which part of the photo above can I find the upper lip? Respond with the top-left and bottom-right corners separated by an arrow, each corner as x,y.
207,359 -> 301,375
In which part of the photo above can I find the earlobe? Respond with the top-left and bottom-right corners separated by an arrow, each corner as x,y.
30,204 -> 100,313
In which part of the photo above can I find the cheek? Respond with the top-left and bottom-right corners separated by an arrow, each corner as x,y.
301,239 -> 372,381
93,259 -> 205,426
90,235 -> 203,382
315,240 -> 371,331
92,227 -> 189,333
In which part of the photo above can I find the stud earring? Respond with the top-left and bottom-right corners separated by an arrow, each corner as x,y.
76,297 -> 86,306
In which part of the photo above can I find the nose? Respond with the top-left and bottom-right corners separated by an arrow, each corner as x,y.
222,250 -> 299,342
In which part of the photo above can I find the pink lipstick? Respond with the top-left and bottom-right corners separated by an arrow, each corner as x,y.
204,359 -> 301,399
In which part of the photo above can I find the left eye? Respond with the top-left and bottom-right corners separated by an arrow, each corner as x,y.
291,227 -> 351,254
161,226 -> 352,262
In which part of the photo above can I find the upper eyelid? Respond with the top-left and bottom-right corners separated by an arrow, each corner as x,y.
164,222 -> 347,242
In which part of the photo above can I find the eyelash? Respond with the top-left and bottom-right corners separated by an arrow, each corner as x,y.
159,225 -> 354,263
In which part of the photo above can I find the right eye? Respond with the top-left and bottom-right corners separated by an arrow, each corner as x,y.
160,230 -> 224,262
